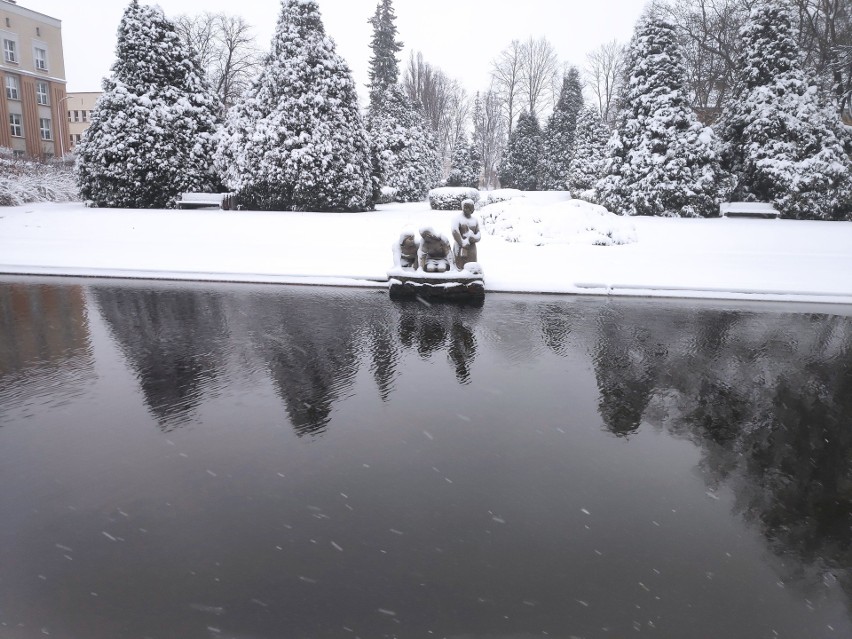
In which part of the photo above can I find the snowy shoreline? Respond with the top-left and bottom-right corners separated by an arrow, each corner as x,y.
1,193 -> 851,306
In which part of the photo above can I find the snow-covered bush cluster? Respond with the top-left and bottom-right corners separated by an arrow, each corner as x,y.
0,154 -> 78,206
479,198 -> 637,246
429,187 -> 480,210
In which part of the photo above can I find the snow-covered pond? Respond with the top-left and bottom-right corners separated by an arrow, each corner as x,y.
1,277 -> 850,638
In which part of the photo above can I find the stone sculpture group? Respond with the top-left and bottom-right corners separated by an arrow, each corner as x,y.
392,199 -> 482,274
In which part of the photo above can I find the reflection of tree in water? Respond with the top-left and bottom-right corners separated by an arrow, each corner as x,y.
589,300 -> 852,606
395,300 -> 479,384
0,283 -> 94,409
94,286 -> 228,430
246,290 -> 366,437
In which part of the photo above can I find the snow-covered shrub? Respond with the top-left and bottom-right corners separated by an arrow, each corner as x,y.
0,157 -> 79,206
485,189 -> 523,205
596,17 -> 731,217
428,187 -> 480,210
445,133 -> 480,188
479,198 -> 637,246
75,0 -> 221,209
376,186 -> 399,204
216,0 -> 372,212
716,2 -> 852,220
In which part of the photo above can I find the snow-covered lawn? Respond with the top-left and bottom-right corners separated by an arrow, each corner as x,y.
1,191 -> 850,304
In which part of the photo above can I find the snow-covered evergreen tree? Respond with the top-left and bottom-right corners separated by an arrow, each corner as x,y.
367,84 -> 439,201
446,133 -> 480,188
367,0 -> 403,105
596,17 -> 730,217
716,2 -> 852,220
541,67 -> 584,190
567,106 -> 611,198
364,0 -> 437,202
499,111 -> 542,191
216,0 -> 372,211
75,0 -> 221,208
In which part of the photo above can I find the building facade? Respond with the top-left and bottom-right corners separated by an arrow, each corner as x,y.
66,91 -> 99,149
0,0 -> 66,158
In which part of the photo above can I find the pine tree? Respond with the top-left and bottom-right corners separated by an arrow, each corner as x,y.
75,0 -> 221,208
367,84 -> 439,201
216,0 -> 373,211
567,106 -> 611,199
364,0 -> 437,202
446,133 -> 480,188
541,67 -> 584,190
367,0 -> 403,105
596,17 -> 730,217
499,111 -> 542,191
717,2 -> 852,220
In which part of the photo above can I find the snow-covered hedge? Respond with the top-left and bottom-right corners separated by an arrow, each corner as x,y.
484,189 -> 523,205
0,155 -> 79,206
479,197 -> 637,246
376,186 -> 399,204
428,187 -> 480,210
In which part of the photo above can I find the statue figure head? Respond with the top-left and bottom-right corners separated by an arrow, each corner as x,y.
461,199 -> 475,215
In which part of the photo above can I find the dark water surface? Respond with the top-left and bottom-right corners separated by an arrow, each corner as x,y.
1,277 -> 850,639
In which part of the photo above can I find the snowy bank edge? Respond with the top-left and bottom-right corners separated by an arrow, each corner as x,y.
2,265 -> 851,307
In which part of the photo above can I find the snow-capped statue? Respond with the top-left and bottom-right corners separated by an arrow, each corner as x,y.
392,230 -> 420,270
418,227 -> 452,273
451,199 -> 482,270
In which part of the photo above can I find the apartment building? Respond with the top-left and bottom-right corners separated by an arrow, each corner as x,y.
66,91 -> 99,148
0,0 -> 66,158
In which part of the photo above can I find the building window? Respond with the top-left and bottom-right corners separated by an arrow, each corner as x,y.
9,114 -> 23,138
73,110 -> 80,122
34,47 -> 48,71
3,38 -> 17,63
5,75 -> 19,100
39,118 -> 52,141
36,81 -> 49,105
82,110 -> 88,122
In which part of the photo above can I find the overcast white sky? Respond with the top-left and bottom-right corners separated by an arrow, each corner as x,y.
30,0 -> 649,96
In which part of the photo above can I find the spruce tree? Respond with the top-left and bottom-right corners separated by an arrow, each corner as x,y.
364,0 -> 437,202
541,67 -> 584,190
216,0 -> 373,211
75,0 -> 221,208
596,17 -> 730,217
367,0 -> 403,105
567,106 -> 611,199
717,2 -> 852,220
367,84 -> 439,201
499,111 -> 542,191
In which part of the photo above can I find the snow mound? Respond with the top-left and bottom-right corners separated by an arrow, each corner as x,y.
479,198 -> 638,246
428,187 -> 480,210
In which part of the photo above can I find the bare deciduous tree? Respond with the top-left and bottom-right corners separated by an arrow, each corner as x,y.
175,12 -> 261,112
403,51 -> 470,176
520,36 -> 561,120
473,88 -> 506,189
490,40 -> 525,134
584,39 -> 625,126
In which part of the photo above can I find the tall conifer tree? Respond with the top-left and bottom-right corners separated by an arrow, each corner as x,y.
716,2 -> 852,220
567,106 -> 611,199
76,0 -> 220,208
541,67 -> 584,190
216,0 -> 372,211
365,0 -> 438,202
596,17 -> 729,217
499,111 -> 542,191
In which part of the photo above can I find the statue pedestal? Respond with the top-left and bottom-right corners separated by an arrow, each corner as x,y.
387,267 -> 485,303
